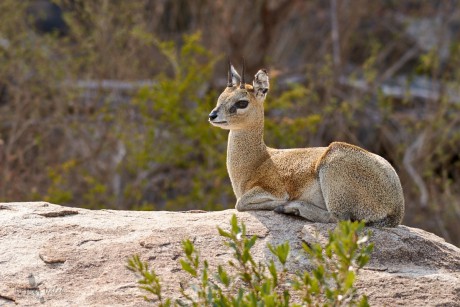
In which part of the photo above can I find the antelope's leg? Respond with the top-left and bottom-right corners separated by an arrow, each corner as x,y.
275,201 -> 337,223
236,187 -> 287,211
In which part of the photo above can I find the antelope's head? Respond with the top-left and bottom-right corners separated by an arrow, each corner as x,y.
209,61 -> 269,130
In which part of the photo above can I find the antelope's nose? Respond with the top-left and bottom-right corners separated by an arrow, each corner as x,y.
208,111 -> 218,121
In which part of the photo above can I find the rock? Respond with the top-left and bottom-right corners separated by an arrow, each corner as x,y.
0,202 -> 459,306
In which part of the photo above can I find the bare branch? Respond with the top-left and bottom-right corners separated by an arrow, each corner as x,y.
403,132 -> 428,208
330,0 -> 341,68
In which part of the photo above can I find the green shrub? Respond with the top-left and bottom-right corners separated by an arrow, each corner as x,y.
127,215 -> 373,306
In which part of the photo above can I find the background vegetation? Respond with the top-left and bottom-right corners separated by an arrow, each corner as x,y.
0,1 -> 459,245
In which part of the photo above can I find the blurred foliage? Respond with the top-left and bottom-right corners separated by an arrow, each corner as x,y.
121,32 -> 228,211
0,1 -> 459,246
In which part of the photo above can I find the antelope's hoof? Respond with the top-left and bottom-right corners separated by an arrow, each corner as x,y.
274,204 -> 300,216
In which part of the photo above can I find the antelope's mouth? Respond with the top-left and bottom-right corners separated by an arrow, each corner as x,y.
209,120 -> 228,125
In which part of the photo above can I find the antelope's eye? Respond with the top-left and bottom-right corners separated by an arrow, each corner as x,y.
234,100 -> 249,109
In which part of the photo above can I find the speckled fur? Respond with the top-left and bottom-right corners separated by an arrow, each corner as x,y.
209,67 -> 405,227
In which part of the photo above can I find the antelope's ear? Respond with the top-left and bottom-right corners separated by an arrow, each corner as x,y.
229,64 -> 241,87
253,69 -> 269,100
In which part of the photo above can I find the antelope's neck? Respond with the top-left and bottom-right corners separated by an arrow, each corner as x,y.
227,123 -> 269,197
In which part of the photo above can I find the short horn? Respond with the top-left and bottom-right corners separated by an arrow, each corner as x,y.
240,58 -> 245,89
227,58 -> 233,87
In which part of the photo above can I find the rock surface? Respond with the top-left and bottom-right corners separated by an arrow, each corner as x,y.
0,202 -> 459,306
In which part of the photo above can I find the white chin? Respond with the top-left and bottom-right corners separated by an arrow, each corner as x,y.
210,121 -> 230,129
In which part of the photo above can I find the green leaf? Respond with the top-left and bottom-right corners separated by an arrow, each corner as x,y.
358,295 -> 370,307
268,260 -> 278,287
230,214 -> 239,234
182,239 -> 195,256
217,265 -> 231,287
242,249 -> 250,264
313,265 -> 324,281
241,272 -> 251,284
357,254 -> 370,268
310,277 -> 319,293
218,227 -> 232,239
245,236 -> 257,250
268,242 -> 290,266
283,290 -> 290,306
202,263 -> 209,285
325,287 -> 335,301
180,259 -> 197,277
344,270 -> 356,290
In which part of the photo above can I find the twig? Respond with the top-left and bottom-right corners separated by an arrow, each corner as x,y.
403,132 -> 428,208
64,79 -> 156,91
378,46 -> 419,83
434,210 -> 452,242
330,0 -> 341,68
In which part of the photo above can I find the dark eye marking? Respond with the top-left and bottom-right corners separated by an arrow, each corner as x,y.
234,100 -> 249,109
